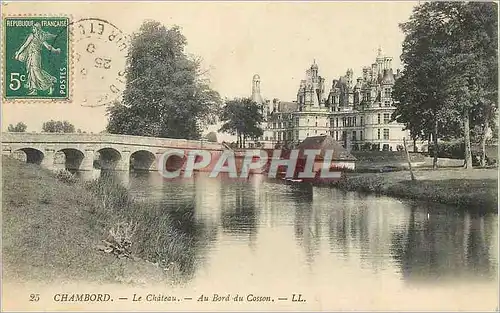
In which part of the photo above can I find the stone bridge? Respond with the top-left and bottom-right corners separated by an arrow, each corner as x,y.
1,132 -> 225,171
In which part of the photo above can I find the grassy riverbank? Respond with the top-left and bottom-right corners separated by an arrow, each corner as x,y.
335,168 -> 498,213
2,156 -> 188,285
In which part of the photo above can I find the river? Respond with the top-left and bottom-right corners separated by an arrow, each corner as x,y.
78,170 -> 498,311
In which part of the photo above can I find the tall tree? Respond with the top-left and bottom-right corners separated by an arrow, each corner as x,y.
393,2 -> 497,169
444,2 -> 498,168
394,2 -> 458,169
42,120 -> 75,133
219,98 -> 264,148
7,122 -> 27,132
106,21 -> 222,140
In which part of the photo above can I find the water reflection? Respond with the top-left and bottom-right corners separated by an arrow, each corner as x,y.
219,179 -> 258,240
79,170 -> 498,290
390,204 -> 498,284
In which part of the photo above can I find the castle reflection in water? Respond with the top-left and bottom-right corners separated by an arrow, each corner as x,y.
77,169 -> 498,286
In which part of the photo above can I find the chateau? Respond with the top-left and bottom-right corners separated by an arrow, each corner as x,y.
253,49 -> 411,151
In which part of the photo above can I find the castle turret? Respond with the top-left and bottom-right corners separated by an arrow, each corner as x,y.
251,74 -> 264,105
311,59 -> 318,78
376,47 -> 384,75
362,66 -> 371,82
346,68 -> 354,89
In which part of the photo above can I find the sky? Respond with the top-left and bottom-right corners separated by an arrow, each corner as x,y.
2,1 -> 418,140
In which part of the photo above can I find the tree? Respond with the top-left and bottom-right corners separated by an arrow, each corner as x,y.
219,97 -> 264,148
42,120 -> 75,133
393,2 -> 497,169
7,122 -> 27,132
205,131 -> 218,142
106,21 -> 222,140
444,2 -> 498,168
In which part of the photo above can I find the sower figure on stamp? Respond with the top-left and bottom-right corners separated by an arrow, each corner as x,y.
14,22 -> 61,96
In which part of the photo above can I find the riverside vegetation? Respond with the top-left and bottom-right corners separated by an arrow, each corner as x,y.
3,155 -> 497,285
2,156 -> 193,285
334,168 -> 498,213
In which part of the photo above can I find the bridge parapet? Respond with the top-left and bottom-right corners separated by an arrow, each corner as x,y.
1,132 -> 224,150
1,132 -> 228,172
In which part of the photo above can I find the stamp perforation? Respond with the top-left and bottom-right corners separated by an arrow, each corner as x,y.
1,13 -> 74,103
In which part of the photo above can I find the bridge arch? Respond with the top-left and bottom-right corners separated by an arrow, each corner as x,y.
130,150 -> 156,171
162,151 -> 186,172
96,148 -> 122,170
13,148 -> 45,165
56,148 -> 85,171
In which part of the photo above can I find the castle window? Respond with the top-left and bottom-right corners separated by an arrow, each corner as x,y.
335,131 -> 339,141
377,129 -> 381,140
360,116 -> 364,126
354,117 -> 357,126
352,131 -> 357,141
315,130 -> 317,134
384,100 -> 391,107
315,122 -> 318,127
377,114 -> 381,124
384,88 -> 391,98
360,131 -> 363,141
384,113 -> 390,124
383,129 -> 390,140
336,118 -> 339,127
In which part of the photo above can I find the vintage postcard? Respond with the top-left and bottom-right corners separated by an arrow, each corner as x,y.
1,1 -> 498,312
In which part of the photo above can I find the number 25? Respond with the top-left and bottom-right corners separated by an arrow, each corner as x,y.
29,294 -> 40,302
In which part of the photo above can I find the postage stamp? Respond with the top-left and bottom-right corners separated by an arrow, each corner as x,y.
3,16 -> 70,101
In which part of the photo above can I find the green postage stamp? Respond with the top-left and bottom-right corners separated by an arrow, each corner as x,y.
3,16 -> 70,100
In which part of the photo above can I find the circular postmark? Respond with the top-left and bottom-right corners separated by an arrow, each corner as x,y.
53,18 -> 130,107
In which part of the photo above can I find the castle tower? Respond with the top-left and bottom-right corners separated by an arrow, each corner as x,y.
376,47 -> 385,75
251,74 -> 264,105
346,68 -> 354,89
311,59 -> 318,78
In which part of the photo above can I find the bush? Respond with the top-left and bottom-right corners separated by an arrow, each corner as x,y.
428,141 -> 465,159
85,175 -> 193,277
55,169 -> 78,185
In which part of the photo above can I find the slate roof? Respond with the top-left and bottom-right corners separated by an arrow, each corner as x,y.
296,135 -> 357,161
